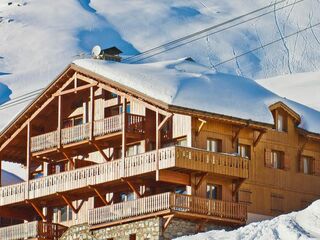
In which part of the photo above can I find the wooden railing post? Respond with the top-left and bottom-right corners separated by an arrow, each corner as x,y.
89,86 -> 95,141
156,109 -> 160,179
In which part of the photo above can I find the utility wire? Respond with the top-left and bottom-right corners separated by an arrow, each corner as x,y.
214,21 -> 320,67
123,0 -> 288,63
129,0 -> 305,63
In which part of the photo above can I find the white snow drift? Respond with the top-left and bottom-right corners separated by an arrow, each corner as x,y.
175,200 -> 320,240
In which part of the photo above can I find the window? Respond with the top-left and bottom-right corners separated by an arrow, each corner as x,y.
175,186 -> 187,195
271,150 -> 284,169
238,144 -> 251,159
207,138 -> 222,152
206,184 -> 222,200
63,115 -> 83,128
271,194 -> 284,214
276,113 -> 287,132
300,156 -> 314,175
120,192 -> 135,202
126,144 -> 141,157
238,189 -> 252,205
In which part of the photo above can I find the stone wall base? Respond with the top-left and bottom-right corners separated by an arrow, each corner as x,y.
92,217 -> 233,240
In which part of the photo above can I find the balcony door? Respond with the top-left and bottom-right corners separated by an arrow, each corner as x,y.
63,115 -> 83,128
206,184 -> 222,200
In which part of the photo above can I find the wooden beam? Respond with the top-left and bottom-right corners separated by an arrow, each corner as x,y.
157,170 -> 190,186
89,86 -> 95,141
26,200 -> 46,221
56,192 -> 85,214
57,95 -> 62,148
196,118 -> 207,136
253,130 -> 266,147
163,214 -> 175,232
92,142 -> 112,162
121,96 -> 127,177
60,151 -> 75,170
88,185 -> 113,205
232,179 -> 245,198
195,173 -> 208,191
26,121 -> 31,192
121,178 -> 142,198
158,113 -> 173,131
0,159 -> 2,187
53,83 -> 96,97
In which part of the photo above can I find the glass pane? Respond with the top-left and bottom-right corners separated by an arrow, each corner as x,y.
277,115 -> 283,131
74,117 -> 83,126
61,206 -> 67,222
303,158 -> 309,174
206,185 -> 211,199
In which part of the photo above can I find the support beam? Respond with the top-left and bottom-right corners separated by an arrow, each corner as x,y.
26,200 -> 46,221
60,151 -> 75,170
56,192 -> 85,214
158,113 -> 173,131
53,83 -> 97,97
232,179 -> 245,198
195,173 -> 208,191
88,185 -> 113,205
57,95 -> 62,148
0,159 -> 2,187
92,142 -> 112,162
253,130 -> 266,147
121,96 -> 127,177
121,178 -> 142,198
157,170 -> 190,186
89,86 -> 95,141
163,214 -> 175,232
196,118 -> 207,136
26,121 -> 31,195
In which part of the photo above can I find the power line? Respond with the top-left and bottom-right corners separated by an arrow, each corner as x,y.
214,21 -> 320,67
129,0 -> 305,63
122,0 -> 287,63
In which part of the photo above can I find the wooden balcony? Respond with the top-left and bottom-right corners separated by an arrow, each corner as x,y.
88,192 -> 247,227
0,146 -> 249,207
0,221 -> 67,240
31,113 -> 145,153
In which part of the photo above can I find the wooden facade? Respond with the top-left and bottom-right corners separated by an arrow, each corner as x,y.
0,64 -> 319,239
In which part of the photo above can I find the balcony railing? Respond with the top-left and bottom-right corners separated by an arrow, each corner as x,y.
0,146 -> 249,206
0,221 -> 67,240
31,114 -> 145,153
88,192 -> 247,226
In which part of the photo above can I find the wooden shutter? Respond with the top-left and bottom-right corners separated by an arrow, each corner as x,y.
283,153 -> 290,170
265,149 -> 272,167
315,160 -> 320,176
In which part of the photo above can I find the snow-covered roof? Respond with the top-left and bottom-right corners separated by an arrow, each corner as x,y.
73,58 -> 320,134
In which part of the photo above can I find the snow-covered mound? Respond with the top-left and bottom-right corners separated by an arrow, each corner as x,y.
74,58 -> 320,134
1,169 -> 23,186
175,200 -> 320,240
257,71 -> 320,111
1,0 -> 320,130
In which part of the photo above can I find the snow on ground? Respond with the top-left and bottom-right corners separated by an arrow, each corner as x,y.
1,169 -> 23,186
257,71 -> 320,111
175,200 -> 320,240
74,58 -> 320,134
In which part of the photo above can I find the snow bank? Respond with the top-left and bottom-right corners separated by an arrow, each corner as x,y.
175,200 -> 320,240
74,58 -> 320,134
1,169 -> 23,186
257,71 -> 320,111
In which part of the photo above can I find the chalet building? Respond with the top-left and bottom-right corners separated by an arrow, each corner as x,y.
0,57 -> 319,240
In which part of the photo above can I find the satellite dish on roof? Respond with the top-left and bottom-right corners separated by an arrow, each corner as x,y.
92,45 -> 101,58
